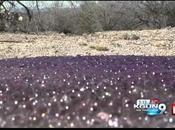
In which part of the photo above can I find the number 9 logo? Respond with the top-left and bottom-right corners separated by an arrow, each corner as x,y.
159,104 -> 166,114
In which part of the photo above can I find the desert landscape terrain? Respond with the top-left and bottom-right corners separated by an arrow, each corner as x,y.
0,27 -> 175,59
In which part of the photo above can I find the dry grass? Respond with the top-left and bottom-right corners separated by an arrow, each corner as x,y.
111,43 -> 122,48
89,45 -> 109,51
122,33 -> 140,40
79,43 -> 88,46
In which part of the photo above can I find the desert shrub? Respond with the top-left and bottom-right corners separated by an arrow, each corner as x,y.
122,33 -> 130,40
78,2 -> 103,34
112,43 -> 122,48
0,21 -> 5,31
122,33 -> 140,40
130,34 -> 140,40
2,1 -> 175,33
90,45 -> 109,51
79,43 -> 88,46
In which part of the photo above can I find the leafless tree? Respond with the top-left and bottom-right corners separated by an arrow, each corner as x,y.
135,1 -> 169,29
0,0 -> 32,32
78,1 -> 103,34
0,0 -> 32,21
1,1 -> 175,33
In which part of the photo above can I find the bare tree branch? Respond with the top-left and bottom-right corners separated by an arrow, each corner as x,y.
16,0 -> 32,21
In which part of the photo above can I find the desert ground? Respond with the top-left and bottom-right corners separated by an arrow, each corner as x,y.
0,27 -> 175,59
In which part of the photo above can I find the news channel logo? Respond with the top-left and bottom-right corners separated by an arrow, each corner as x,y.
134,98 -> 167,116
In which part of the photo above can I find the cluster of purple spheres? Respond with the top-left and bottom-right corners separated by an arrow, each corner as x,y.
0,55 -> 174,128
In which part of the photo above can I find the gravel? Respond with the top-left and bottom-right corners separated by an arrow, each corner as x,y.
0,28 -> 175,59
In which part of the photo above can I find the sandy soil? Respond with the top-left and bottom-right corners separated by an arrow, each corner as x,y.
0,27 -> 175,59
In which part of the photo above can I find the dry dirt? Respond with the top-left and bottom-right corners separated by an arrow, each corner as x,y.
0,27 -> 175,59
